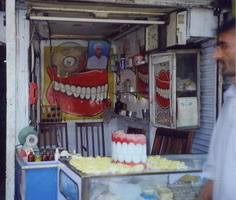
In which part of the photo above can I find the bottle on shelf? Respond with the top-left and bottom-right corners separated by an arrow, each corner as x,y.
54,148 -> 60,161
120,54 -> 126,69
41,151 -> 49,161
115,93 -> 124,114
49,150 -> 55,161
27,152 -> 35,162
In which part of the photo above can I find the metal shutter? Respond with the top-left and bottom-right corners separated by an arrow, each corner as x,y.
192,39 -> 217,153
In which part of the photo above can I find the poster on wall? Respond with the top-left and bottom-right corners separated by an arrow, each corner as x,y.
154,61 -> 171,126
136,63 -> 149,99
87,41 -> 110,70
42,40 -> 114,120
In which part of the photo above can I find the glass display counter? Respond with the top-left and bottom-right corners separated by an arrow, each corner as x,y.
58,154 -> 207,200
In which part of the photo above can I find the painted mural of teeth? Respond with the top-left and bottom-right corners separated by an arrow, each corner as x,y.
53,81 -> 60,91
156,87 -> 170,99
53,82 -> 108,101
97,86 -> 101,101
65,84 -> 73,96
71,85 -> 76,94
86,87 -> 91,100
59,83 -> 66,93
81,87 -> 86,99
138,72 -> 149,84
91,87 -> 96,101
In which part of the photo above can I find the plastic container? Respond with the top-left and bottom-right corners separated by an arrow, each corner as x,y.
54,148 -> 60,161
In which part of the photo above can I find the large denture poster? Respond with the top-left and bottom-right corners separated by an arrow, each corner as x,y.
155,61 -> 171,126
43,41 -> 112,119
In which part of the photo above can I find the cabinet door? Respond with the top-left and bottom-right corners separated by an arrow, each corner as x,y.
175,52 -> 200,128
150,50 -> 200,129
149,53 -> 175,128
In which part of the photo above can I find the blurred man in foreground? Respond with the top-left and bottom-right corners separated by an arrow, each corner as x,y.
198,18 -> 236,200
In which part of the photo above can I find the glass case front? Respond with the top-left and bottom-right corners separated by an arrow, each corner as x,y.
58,154 -> 207,200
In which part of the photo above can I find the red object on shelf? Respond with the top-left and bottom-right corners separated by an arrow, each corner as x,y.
29,82 -> 38,104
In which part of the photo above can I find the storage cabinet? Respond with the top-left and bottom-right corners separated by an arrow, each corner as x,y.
15,157 -> 58,200
149,49 -> 200,129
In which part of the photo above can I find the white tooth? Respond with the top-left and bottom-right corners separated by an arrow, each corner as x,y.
97,86 -> 101,101
65,84 -> 72,96
66,90 -> 73,96
91,87 -> 96,101
104,91 -> 107,99
135,144 -> 142,155
113,152 -> 118,162
86,87 -> 91,100
74,86 -> 81,98
80,87 -> 86,99
105,84 -> 108,92
122,143 -> 128,154
127,143 -> 135,155
133,155 -> 140,164
60,83 -> 66,93
101,86 -> 105,100
125,155 -> 132,163
71,85 -> 76,93
117,142 -> 122,154
142,144 -> 147,155
54,81 -> 60,91
100,93 -> 104,101
118,154 -> 125,162
112,142 -> 115,160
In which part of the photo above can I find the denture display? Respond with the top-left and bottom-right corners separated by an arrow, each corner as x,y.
155,70 -> 170,109
112,130 -> 147,166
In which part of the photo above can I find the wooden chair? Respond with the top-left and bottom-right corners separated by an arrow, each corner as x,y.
151,128 -> 195,155
75,122 -> 105,157
127,126 -> 145,135
38,122 -> 68,150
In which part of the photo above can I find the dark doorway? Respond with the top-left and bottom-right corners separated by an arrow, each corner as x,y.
0,44 -> 6,199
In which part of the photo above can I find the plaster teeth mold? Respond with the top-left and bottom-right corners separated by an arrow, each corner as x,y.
111,130 -> 147,166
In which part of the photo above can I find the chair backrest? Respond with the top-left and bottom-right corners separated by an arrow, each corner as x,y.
75,122 -> 105,157
151,128 -> 195,155
38,122 -> 68,150
127,127 -> 145,135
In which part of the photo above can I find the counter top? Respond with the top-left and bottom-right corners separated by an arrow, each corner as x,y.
16,156 -> 58,169
59,154 -> 207,178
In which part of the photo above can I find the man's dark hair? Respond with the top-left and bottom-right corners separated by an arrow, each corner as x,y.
218,18 -> 236,34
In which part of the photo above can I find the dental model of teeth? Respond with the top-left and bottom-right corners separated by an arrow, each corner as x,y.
111,130 -> 147,166
52,80 -> 108,101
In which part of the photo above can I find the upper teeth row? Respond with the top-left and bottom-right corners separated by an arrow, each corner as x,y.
156,87 -> 170,99
52,81 -> 108,101
138,72 -> 149,84
112,142 -> 147,164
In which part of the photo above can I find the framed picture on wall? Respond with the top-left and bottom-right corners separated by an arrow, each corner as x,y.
87,41 -> 110,70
